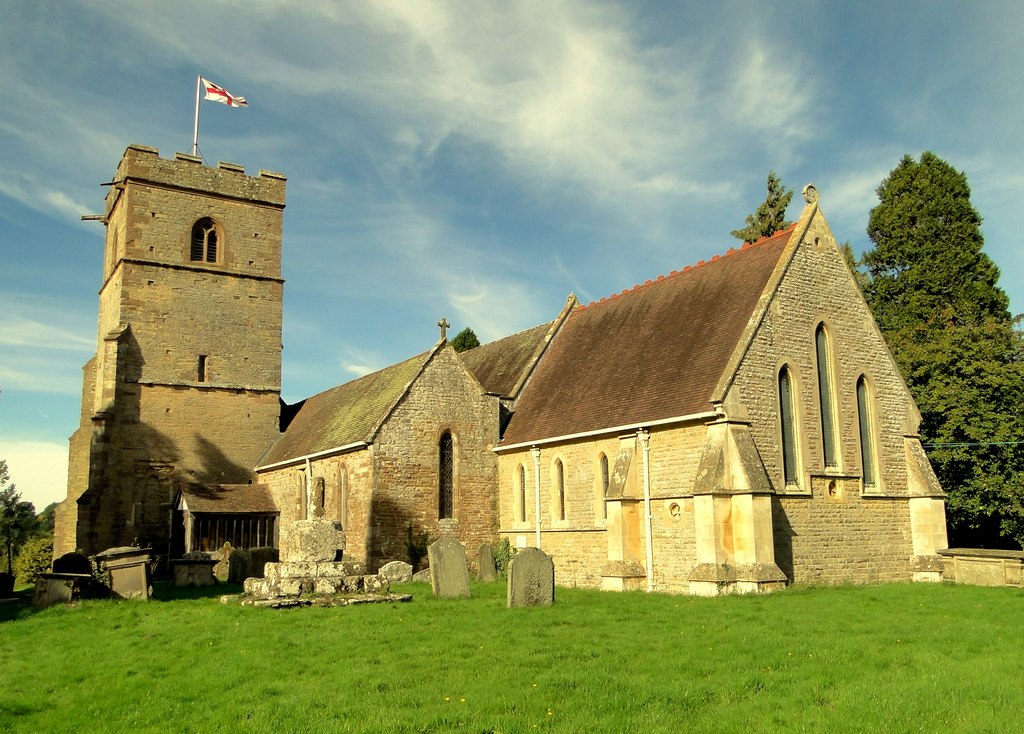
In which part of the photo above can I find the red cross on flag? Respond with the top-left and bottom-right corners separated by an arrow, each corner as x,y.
201,77 -> 248,107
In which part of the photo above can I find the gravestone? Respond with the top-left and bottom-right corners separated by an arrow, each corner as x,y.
379,560 -> 413,584
228,548 -> 252,583
214,542 -> 233,580
427,538 -> 471,598
52,552 -> 92,575
248,547 -> 279,578
412,568 -> 431,583
507,547 -> 555,607
477,543 -> 497,582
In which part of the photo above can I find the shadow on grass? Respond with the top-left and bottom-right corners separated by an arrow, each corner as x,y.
0,588 -> 34,623
152,580 -> 244,602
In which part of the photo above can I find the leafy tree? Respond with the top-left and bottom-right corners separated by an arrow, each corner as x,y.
450,327 -> 481,353
731,171 -> 794,244
14,534 -> 53,586
862,152 -> 1024,547
840,242 -> 868,293
0,460 -> 38,575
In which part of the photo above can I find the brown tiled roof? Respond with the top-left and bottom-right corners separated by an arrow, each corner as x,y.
179,484 -> 278,514
459,322 -> 553,397
258,350 -> 433,466
499,227 -> 795,445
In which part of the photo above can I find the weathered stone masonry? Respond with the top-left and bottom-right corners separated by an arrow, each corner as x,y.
55,145 -> 286,559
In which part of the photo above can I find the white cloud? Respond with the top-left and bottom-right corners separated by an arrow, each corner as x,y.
0,441 -> 69,510
0,314 -> 94,352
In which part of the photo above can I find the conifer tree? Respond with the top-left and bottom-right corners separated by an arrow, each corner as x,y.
863,152 -> 1024,547
450,327 -> 481,353
731,171 -> 794,244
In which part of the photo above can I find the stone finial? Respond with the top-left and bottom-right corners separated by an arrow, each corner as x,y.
802,183 -> 819,205
437,317 -> 451,341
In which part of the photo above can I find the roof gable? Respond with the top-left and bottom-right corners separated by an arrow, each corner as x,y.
259,348 -> 435,467
459,295 -> 576,398
500,227 -> 795,446
178,484 -> 278,514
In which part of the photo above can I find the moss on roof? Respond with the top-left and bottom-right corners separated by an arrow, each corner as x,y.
259,350 -> 432,466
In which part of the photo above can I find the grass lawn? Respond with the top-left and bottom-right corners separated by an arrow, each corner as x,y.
1,580 -> 1021,733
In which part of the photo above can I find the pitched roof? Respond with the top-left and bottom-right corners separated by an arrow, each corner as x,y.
499,226 -> 796,446
459,321 -> 554,397
179,484 -> 278,514
258,350 -> 433,467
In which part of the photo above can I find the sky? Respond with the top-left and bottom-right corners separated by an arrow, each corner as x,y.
2,0 -> 1023,511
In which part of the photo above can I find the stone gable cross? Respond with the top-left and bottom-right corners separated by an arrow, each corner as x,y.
437,317 -> 451,341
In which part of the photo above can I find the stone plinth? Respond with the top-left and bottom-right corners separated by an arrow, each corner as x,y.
33,573 -> 98,609
171,559 -> 220,587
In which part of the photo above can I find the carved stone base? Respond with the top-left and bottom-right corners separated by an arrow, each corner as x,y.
600,559 -> 647,591
688,562 -> 787,596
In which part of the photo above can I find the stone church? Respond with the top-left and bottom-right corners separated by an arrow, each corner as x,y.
53,144 -> 949,594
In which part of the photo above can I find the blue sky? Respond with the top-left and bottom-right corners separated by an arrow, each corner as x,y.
2,1 -> 1023,510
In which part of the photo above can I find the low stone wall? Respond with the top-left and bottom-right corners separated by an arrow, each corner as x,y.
938,548 -> 1024,587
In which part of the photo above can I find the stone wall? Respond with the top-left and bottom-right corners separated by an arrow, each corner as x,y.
726,210 -> 917,498
55,146 -> 286,559
938,548 -> 1024,587
260,448 -> 374,565
371,347 -> 500,571
494,209 -> 942,592
725,210 -> 927,583
497,424 -> 705,591
260,346 -> 501,573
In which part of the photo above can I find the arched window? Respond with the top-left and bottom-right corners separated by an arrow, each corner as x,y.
599,453 -> 609,520
518,464 -> 527,522
856,377 -> 878,489
336,466 -> 349,529
815,324 -> 839,468
555,459 -> 565,521
439,431 -> 454,519
779,366 -> 800,487
191,218 -> 218,262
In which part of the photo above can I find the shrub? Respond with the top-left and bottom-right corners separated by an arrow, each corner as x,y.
14,535 -> 53,586
493,537 -> 516,577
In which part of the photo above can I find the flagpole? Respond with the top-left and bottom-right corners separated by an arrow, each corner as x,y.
192,75 -> 201,156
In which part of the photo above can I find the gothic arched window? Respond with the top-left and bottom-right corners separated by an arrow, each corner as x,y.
518,464 -> 527,522
856,376 -> 878,489
439,431 -> 454,519
555,459 -> 565,521
191,218 -> 218,262
815,324 -> 839,468
599,453 -> 609,519
779,366 -> 800,487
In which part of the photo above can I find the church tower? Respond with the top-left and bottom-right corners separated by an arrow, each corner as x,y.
54,145 -> 286,559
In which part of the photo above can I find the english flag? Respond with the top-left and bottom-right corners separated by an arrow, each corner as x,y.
201,77 -> 248,107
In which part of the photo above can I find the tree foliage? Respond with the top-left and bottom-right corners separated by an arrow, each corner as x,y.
14,534 -> 53,585
862,152 -> 1024,547
450,327 -> 481,353
731,171 -> 794,244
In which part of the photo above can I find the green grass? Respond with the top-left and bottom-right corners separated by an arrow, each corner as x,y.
1,581 -> 1021,733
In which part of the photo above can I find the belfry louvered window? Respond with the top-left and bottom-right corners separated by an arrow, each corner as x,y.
439,431 -> 454,519
779,366 -> 800,486
815,324 -> 839,468
856,377 -> 878,488
191,218 -> 218,262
